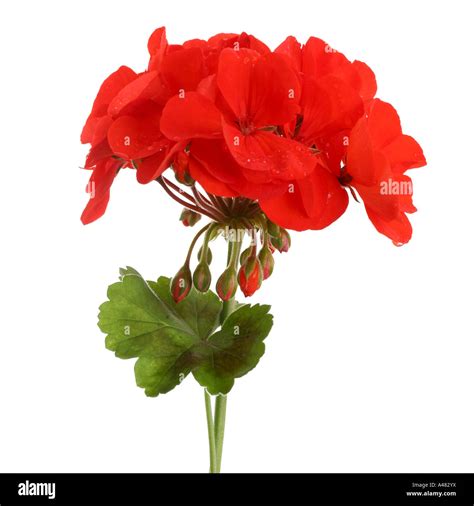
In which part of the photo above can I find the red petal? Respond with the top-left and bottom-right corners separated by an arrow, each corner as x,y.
107,111 -> 166,160
148,26 -> 167,55
84,139 -> 113,168
260,167 -> 348,231
235,32 -> 270,54
302,37 -> 357,86
217,48 -> 259,121
315,175 -> 349,230
107,71 -> 159,117
298,165 -> 329,219
347,117 -> 390,186
275,36 -> 302,73
355,173 -> 417,227
365,207 -> 413,245
299,75 -> 363,142
189,156 -> 238,197
318,130 -> 351,175
148,27 -> 168,71
191,139 -> 243,185
160,92 -> 222,140
355,182 -> 400,221
196,75 -> 218,101
81,116 -> 101,146
207,32 -> 269,54
81,159 -> 120,224
223,123 -> 316,180
81,66 -> 137,143
382,134 -> 426,173
207,33 -> 239,49
397,175 -> 417,213
250,52 -> 301,126
135,140 -> 186,184
218,49 -> 300,125
352,60 -> 377,102
367,99 -> 402,149
189,139 -> 288,200
161,47 -> 205,94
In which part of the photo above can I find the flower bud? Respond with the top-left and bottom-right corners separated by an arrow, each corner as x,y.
270,228 -> 291,253
170,264 -> 192,303
193,261 -> 212,292
180,208 -> 201,227
239,246 -> 253,266
280,228 -> 291,252
238,256 -> 263,297
258,246 -> 274,280
267,219 -> 280,238
197,245 -> 212,265
270,235 -> 283,251
216,267 -> 237,301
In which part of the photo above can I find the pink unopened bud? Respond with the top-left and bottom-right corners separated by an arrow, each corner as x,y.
238,256 -> 263,297
170,264 -> 192,303
193,261 -> 212,292
258,246 -> 275,280
271,228 -> 291,253
216,268 -> 237,301
267,220 -> 281,238
180,208 -> 201,227
270,235 -> 283,251
280,228 -> 291,252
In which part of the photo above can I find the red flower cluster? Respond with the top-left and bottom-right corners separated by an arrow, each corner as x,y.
81,28 -> 426,244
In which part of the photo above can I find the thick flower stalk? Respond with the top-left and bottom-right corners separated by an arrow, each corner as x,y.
81,27 -> 426,473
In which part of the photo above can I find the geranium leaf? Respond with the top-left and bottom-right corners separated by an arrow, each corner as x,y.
98,268 -> 273,396
193,304 -> 273,395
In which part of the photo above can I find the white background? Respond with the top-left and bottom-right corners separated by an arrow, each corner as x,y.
1,0 -> 473,473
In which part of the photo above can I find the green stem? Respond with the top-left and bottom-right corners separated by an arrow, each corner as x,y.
204,390 -> 217,473
204,230 -> 242,473
214,394 -> 227,473
221,296 -> 235,321
185,223 -> 211,265
213,238 -> 240,471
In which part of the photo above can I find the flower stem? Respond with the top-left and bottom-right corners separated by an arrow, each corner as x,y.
203,231 -> 242,473
204,390 -> 217,473
214,393 -> 227,473
156,177 -> 219,220
191,185 -> 227,221
185,223 -> 211,265
161,176 -> 195,203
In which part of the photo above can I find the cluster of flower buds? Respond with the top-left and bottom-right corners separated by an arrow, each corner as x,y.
170,212 -> 291,303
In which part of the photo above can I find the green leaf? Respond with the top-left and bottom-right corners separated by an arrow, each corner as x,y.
193,304 -> 273,394
98,268 -> 273,396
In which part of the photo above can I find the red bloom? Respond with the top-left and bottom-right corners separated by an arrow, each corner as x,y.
258,36 -> 377,231
80,27 -> 426,245
341,99 -> 426,244
160,47 -> 318,186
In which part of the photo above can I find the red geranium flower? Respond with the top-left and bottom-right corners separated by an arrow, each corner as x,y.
258,36 -> 377,231
80,27 -> 426,245
161,47 -> 317,184
341,99 -> 426,244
